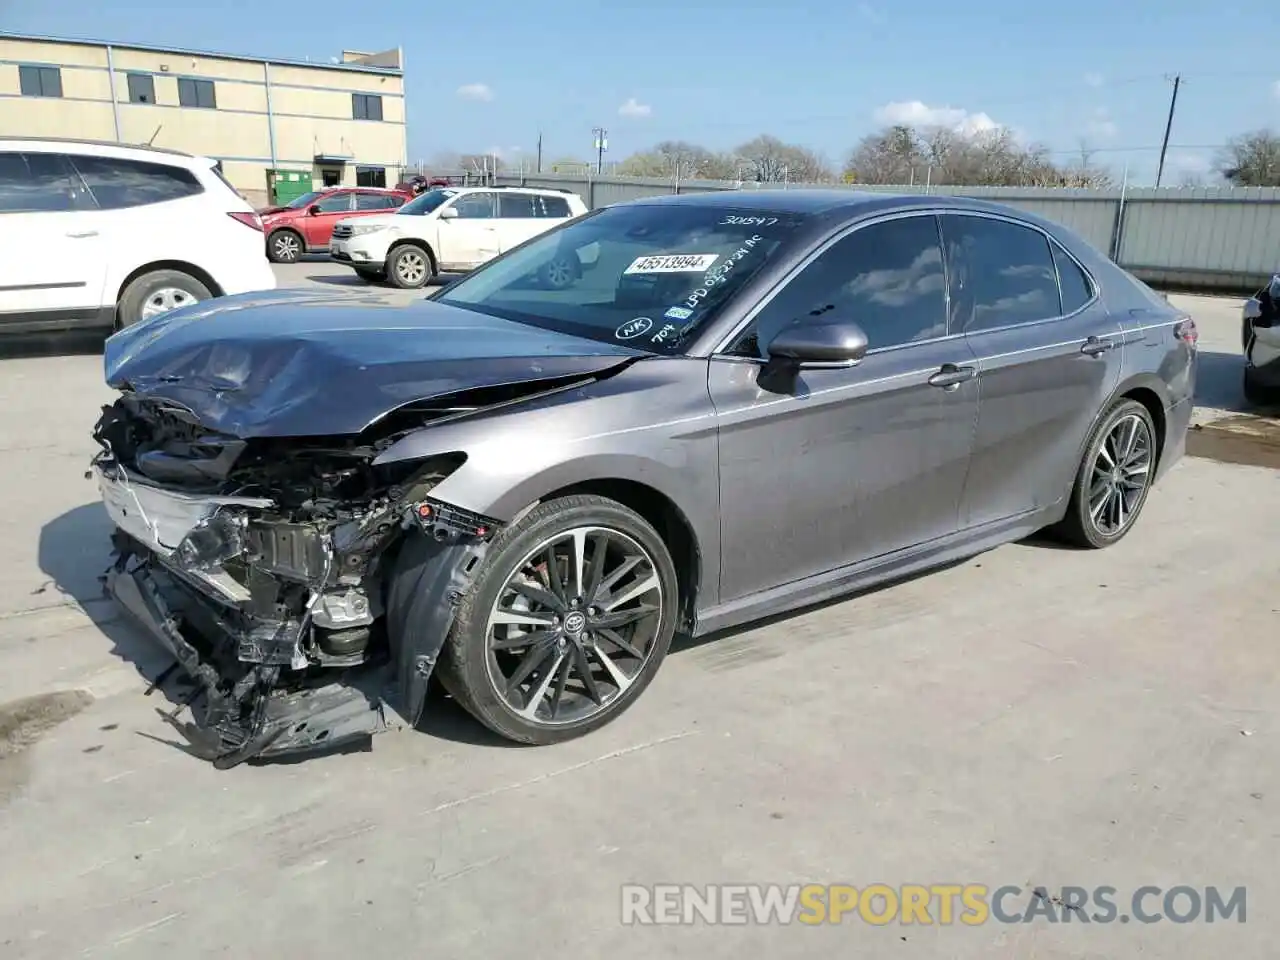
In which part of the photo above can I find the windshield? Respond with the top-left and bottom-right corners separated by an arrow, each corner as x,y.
398,188 -> 457,216
436,203 -> 808,353
285,191 -> 325,209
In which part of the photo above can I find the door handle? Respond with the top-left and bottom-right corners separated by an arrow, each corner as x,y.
1080,336 -> 1114,356
66,230 -> 98,238
928,363 -> 977,390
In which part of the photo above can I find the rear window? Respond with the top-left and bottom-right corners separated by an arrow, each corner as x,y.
540,195 -> 571,218
70,155 -> 204,210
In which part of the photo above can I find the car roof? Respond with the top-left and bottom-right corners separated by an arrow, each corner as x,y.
626,187 -> 1044,222
0,136 -> 200,160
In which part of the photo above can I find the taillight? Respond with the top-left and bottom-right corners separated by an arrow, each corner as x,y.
1174,316 -> 1198,347
228,211 -> 263,232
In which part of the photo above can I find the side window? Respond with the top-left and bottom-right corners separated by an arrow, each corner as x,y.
355,192 -> 396,211
127,73 -> 155,104
539,195 -> 571,218
1052,243 -> 1094,314
729,215 -> 947,358
313,191 -> 352,213
451,192 -> 497,219
0,152 -> 92,212
177,78 -> 217,109
69,155 -> 203,210
941,215 -> 1062,332
498,192 -> 537,218
19,65 -> 62,98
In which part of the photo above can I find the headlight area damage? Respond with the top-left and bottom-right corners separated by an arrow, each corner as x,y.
91,393 -> 500,769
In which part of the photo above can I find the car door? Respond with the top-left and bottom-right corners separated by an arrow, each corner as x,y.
495,191 -> 546,251
0,151 -> 108,329
709,213 -> 981,602
302,190 -> 354,248
437,191 -> 501,268
940,212 -> 1124,530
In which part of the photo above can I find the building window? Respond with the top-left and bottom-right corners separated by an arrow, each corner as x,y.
177,77 -> 217,109
352,94 -> 383,121
355,166 -> 386,188
126,73 -> 156,104
18,65 -> 63,98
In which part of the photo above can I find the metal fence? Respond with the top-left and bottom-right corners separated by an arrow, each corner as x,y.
491,172 -> 1280,292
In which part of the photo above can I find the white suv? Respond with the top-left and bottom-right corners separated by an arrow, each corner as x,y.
0,139 -> 276,333
329,185 -> 590,289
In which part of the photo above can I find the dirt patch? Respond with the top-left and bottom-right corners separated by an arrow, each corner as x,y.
0,689 -> 95,804
1186,413 -> 1280,470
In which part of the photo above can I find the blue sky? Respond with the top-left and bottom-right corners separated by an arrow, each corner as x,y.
7,0 -> 1280,184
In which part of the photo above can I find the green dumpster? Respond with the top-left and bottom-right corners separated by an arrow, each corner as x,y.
270,169 -> 313,206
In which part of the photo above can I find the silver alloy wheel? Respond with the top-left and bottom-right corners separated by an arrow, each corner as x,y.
395,249 -> 428,285
544,256 -> 574,288
1088,412 -> 1152,536
139,287 -> 199,321
484,525 -> 665,726
272,233 -> 300,261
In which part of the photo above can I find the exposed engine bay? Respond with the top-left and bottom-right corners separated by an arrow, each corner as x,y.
91,391 -> 503,768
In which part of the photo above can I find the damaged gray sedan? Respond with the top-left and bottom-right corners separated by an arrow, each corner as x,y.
92,190 -> 1196,766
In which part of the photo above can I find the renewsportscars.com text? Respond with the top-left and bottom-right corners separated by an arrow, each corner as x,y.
621,884 -> 1247,926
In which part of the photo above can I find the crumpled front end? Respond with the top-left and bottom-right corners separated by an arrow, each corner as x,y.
91,393 -> 496,767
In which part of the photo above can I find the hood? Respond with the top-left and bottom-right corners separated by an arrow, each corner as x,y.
337,214 -> 400,229
103,289 -> 644,439
259,206 -> 293,218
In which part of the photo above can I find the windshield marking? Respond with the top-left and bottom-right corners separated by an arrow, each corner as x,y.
623,253 -> 719,275
720,216 -> 779,227
683,234 -> 765,309
651,323 -> 678,345
663,306 -> 694,320
615,317 -> 654,340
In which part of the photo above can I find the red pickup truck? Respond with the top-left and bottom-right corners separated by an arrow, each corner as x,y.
259,187 -> 414,263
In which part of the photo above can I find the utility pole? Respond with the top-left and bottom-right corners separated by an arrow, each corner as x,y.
592,126 -> 607,174
536,131 -> 543,174
1155,74 -> 1181,189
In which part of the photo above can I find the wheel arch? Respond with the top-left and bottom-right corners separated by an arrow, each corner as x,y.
266,225 -> 303,249
1059,373 -> 1171,506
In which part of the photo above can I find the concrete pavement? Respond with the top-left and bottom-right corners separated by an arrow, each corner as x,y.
0,274 -> 1274,959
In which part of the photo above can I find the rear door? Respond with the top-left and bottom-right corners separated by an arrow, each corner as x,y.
301,190 -> 354,248
0,151 -> 108,330
495,191 -> 546,251
942,212 -> 1123,529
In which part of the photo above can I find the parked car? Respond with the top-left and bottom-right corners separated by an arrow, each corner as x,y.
260,187 -> 414,263
0,138 -> 276,333
92,190 -> 1196,766
1242,274 -> 1280,406
328,185 -> 589,288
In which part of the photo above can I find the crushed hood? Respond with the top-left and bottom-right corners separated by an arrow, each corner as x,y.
103,289 -> 642,439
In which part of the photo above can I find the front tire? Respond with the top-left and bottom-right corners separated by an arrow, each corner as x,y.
1052,398 -> 1157,549
117,269 -> 212,328
436,495 -> 678,745
387,244 -> 433,289
267,229 -> 303,263
537,253 -> 580,290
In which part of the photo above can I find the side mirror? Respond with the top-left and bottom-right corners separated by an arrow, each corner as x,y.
1268,274 -> 1280,301
766,320 -> 869,366
307,204 -> 321,216
438,206 -> 459,221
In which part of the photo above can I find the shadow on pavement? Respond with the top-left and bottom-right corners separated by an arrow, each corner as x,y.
0,331 -> 105,360
1195,350 -> 1253,415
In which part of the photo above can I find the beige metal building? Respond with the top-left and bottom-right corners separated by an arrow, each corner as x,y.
0,32 -> 406,206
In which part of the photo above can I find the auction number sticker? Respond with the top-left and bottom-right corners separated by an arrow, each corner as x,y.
624,253 -> 719,275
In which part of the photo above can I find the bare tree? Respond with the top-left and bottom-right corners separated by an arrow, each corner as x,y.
1217,129 -> 1280,187
735,134 -> 832,182
617,140 -> 738,180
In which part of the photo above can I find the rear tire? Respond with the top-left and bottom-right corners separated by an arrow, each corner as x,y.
537,253 -> 580,290
1243,365 -> 1280,407
267,229 -> 303,264
1051,398 -> 1157,549
117,269 -> 212,328
433,495 -> 678,745
387,244 -> 433,289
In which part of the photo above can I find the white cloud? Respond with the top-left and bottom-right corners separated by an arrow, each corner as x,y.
618,97 -> 652,118
456,83 -> 493,102
1087,106 -> 1117,140
873,100 -> 1001,136
857,3 -> 885,23
1084,72 -> 1104,88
